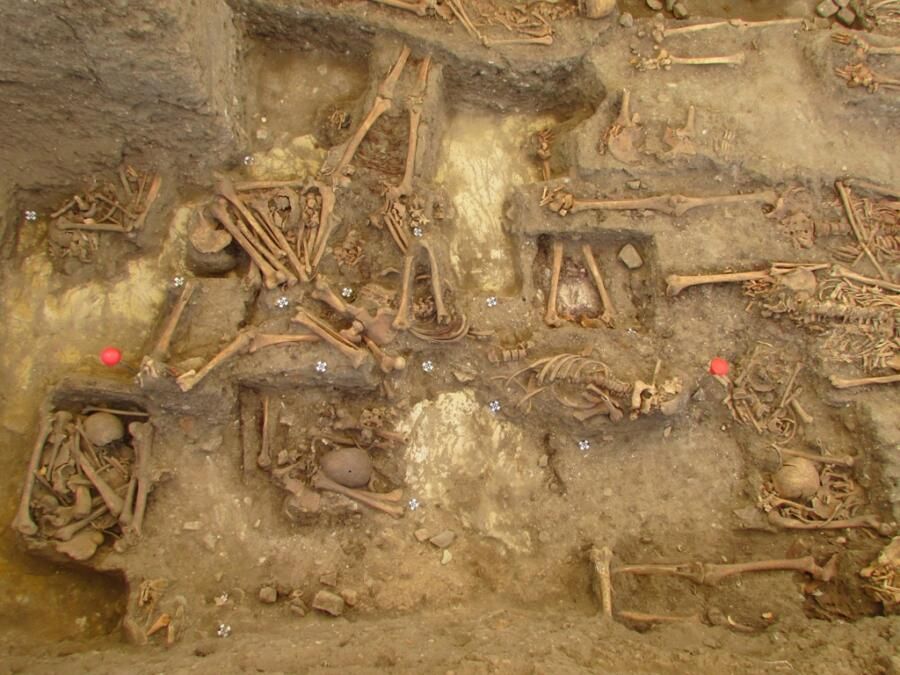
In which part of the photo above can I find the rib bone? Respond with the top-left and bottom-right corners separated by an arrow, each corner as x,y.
12,413 -> 54,535
544,240 -> 564,327
582,244 -> 615,327
616,554 -> 838,584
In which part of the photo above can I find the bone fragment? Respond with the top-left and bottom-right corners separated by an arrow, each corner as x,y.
12,414 -> 54,535
582,244 -> 615,327
589,546 -> 614,618
829,373 -> 900,389
544,240 -> 564,327
176,330 -> 254,392
363,336 -> 407,373
312,472 -> 405,517
73,446 -> 124,517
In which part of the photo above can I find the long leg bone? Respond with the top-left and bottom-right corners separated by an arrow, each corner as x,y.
615,554 -> 838,584
582,244 -> 615,327
218,180 -> 298,285
589,546 -> 614,618
258,395 -> 272,470
421,240 -> 449,324
392,252 -> 416,331
73,445 -> 124,517
151,281 -> 195,361
312,472 -> 405,517
128,421 -> 153,536
249,197 -> 309,283
483,35 -> 554,47
208,201 -> 283,289
53,504 -> 109,542
12,414 -> 54,535
327,45 -> 411,180
176,330 -> 255,392
292,310 -> 368,368
363,336 -> 407,373
778,447 -> 855,468
829,373 -> 900,389
545,189 -> 777,218
767,510 -> 895,536
544,239 -> 564,327
832,265 -> 900,293
311,181 -> 338,274
369,0 -> 433,17
389,55 -> 432,199
248,333 -> 318,353
665,270 -> 773,297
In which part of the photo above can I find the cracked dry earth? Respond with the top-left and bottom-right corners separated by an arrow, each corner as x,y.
1,0 -> 899,673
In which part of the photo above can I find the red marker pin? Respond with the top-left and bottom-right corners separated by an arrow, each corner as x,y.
709,357 -> 730,376
99,346 -> 123,367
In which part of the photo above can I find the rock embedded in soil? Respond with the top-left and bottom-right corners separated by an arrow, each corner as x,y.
836,7 -> 856,25
618,244 -> 644,269
672,2 -> 689,19
429,530 -> 456,548
646,0 -> 662,10
319,571 -> 338,587
816,0 -> 839,17
259,586 -> 277,604
619,12 -> 634,27
414,528 -> 431,542
340,589 -> 359,607
312,590 -> 345,617
83,412 -> 125,446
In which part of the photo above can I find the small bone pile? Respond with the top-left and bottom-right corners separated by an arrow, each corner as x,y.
47,166 -> 161,261
12,409 -> 155,561
860,536 -> 900,613
501,352 -> 684,422
759,451 -> 895,536
723,344 -> 813,441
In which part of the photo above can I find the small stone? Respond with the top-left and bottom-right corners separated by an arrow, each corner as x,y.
202,533 -> 217,552
836,7 -> 856,25
182,521 -> 202,531
259,586 -> 277,604
312,590 -> 345,617
665,0 -> 675,11
340,589 -> 359,607
672,2 -> 689,18
618,12 -> 634,27
441,550 -> 452,565
626,179 -> 642,190
429,530 -> 456,549
538,454 -> 549,468
834,0 -> 849,7
618,244 -> 644,269
319,571 -> 338,587
646,0 -> 662,9
414,528 -> 431,543
816,0 -> 839,17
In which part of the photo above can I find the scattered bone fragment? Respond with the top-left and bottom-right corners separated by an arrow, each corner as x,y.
835,62 -> 900,93
860,537 -> 900,611
312,590 -> 345,617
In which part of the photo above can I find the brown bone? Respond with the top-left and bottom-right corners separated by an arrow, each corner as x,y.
208,200 -> 283,289
292,310 -> 368,368
420,240 -> 449,324
73,444 -> 124,517
328,45 -> 411,180
312,472 -> 405,517
544,240 -> 564,327
53,504 -> 108,542
767,510 -> 895,536
582,243 -> 615,327
310,181 -> 338,274
615,554 -> 838,584
258,395 -> 272,470
363,336 -> 407,373
829,373 -> 900,389
589,546 -> 614,618
176,330 -> 254,392
548,190 -> 777,218
392,252 -> 416,331
389,55 -> 432,199
12,413 -> 54,535
128,421 -> 154,536
369,0 -> 433,17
